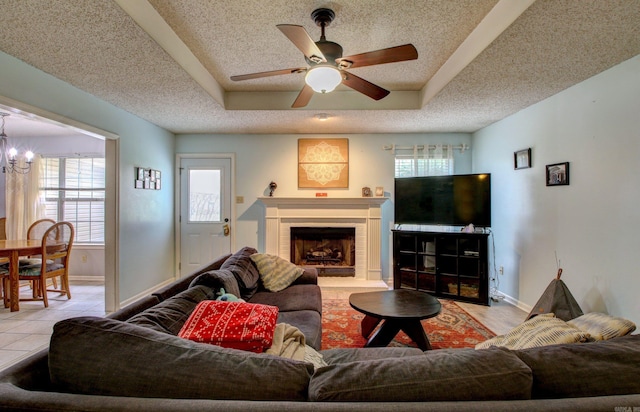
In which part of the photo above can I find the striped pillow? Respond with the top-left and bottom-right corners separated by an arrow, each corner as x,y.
250,253 -> 304,292
568,312 -> 636,340
476,313 -> 590,350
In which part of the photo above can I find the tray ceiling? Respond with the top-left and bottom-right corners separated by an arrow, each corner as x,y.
0,0 -> 638,135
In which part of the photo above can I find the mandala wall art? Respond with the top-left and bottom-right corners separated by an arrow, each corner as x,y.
298,138 -> 349,188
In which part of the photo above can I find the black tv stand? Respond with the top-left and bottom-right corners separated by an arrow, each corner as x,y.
392,229 -> 490,305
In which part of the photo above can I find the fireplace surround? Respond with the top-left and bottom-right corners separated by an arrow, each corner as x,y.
259,197 -> 388,284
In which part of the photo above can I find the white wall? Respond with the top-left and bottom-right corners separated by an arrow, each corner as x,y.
177,133 -> 472,282
473,55 -> 640,326
0,51 -> 176,304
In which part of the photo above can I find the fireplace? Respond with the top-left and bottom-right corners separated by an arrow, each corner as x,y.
259,196 -> 388,285
291,227 -> 356,277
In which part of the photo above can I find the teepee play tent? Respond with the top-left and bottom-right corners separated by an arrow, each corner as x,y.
526,269 -> 583,321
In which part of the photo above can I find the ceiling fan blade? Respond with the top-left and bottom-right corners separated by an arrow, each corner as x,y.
277,24 -> 326,63
337,44 -> 418,69
292,84 -> 314,108
230,67 -> 307,81
341,71 -> 390,101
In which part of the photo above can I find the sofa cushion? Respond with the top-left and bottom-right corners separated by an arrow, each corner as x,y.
49,317 -> 313,401
189,268 -> 241,298
475,314 -> 590,350
567,312 -> 636,340
178,300 -> 278,353
220,247 -> 260,300
152,253 -> 231,301
126,285 -> 215,335
249,284 -> 322,314
277,309 -> 322,351
308,347 -> 532,402
321,347 -> 424,364
250,253 -> 304,292
514,334 -> 640,399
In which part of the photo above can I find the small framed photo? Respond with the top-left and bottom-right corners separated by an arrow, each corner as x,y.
375,186 -> 384,197
362,187 -> 372,197
135,180 -> 143,189
137,167 -> 145,180
546,162 -> 570,186
514,148 -> 531,169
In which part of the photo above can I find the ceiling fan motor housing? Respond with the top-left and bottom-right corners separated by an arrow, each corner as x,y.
306,40 -> 343,66
306,8 -> 343,66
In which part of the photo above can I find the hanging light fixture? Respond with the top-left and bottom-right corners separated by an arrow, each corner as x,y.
0,112 -> 34,174
305,65 -> 342,93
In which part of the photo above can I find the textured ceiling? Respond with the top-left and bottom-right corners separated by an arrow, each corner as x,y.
0,0 -> 638,136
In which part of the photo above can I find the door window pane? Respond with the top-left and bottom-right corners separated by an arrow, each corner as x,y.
189,169 -> 221,222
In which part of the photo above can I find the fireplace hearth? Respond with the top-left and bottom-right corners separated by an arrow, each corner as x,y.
291,227 -> 355,277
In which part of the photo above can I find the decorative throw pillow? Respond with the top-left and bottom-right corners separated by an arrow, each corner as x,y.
568,312 -> 636,340
250,253 -> 304,292
475,313 -> 590,350
178,300 -> 278,353
220,247 -> 260,300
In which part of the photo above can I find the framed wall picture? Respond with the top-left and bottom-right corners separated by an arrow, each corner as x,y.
546,162 -> 570,186
514,148 -> 532,169
298,138 -> 349,188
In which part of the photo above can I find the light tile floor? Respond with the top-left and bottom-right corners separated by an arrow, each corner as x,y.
0,280 -> 106,371
0,280 -> 527,372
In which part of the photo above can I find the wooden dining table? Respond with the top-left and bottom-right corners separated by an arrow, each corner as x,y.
0,239 -> 43,312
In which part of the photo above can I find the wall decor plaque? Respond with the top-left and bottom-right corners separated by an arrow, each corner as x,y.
298,138 -> 349,188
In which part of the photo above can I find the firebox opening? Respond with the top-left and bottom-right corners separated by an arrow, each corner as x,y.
290,227 -> 356,277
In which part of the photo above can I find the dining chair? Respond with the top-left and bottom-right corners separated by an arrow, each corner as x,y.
16,221 -> 74,308
0,266 -> 8,308
23,219 -> 57,293
0,217 -> 6,240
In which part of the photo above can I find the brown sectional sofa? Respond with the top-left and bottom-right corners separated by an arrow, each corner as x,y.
1,247 -> 639,411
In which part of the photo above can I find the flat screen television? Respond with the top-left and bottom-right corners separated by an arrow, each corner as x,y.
394,173 -> 491,227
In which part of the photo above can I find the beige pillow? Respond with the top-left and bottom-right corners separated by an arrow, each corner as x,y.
476,313 -> 590,350
568,312 -> 636,340
250,253 -> 304,292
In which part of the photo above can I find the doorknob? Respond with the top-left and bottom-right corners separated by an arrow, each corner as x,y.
223,223 -> 230,236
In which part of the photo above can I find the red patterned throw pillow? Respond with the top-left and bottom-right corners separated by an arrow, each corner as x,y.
178,300 -> 279,353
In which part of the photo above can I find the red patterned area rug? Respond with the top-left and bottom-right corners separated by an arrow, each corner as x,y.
322,298 -> 495,350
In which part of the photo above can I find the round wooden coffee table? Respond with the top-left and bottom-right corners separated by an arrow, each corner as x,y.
349,289 -> 442,350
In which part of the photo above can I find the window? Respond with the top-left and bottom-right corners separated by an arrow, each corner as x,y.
40,157 -> 105,243
394,144 -> 454,177
188,168 -> 221,222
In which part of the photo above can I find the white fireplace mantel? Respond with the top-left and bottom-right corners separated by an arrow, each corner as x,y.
259,197 -> 388,283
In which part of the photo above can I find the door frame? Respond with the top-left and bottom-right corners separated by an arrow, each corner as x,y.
0,95 -> 119,312
175,153 -> 236,277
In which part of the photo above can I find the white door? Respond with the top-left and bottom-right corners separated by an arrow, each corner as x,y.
179,157 -> 232,276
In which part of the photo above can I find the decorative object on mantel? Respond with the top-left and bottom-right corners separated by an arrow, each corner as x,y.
268,181 -> 277,197
361,187 -> 372,197
375,186 -> 384,196
0,112 -> 35,174
135,167 -> 161,190
316,192 -> 328,197
298,138 -> 349,188
514,148 -> 532,169
546,162 -> 569,186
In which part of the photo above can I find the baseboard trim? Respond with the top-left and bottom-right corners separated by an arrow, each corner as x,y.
69,275 -> 105,282
498,291 -> 532,313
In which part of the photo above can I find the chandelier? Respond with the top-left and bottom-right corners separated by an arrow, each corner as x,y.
0,113 -> 34,174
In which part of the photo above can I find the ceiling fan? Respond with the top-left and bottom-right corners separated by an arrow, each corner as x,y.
230,8 -> 418,108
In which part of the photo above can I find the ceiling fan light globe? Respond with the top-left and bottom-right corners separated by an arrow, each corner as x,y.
305,66 -> 341,93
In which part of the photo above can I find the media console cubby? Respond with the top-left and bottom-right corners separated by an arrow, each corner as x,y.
392,230 -> 490,305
